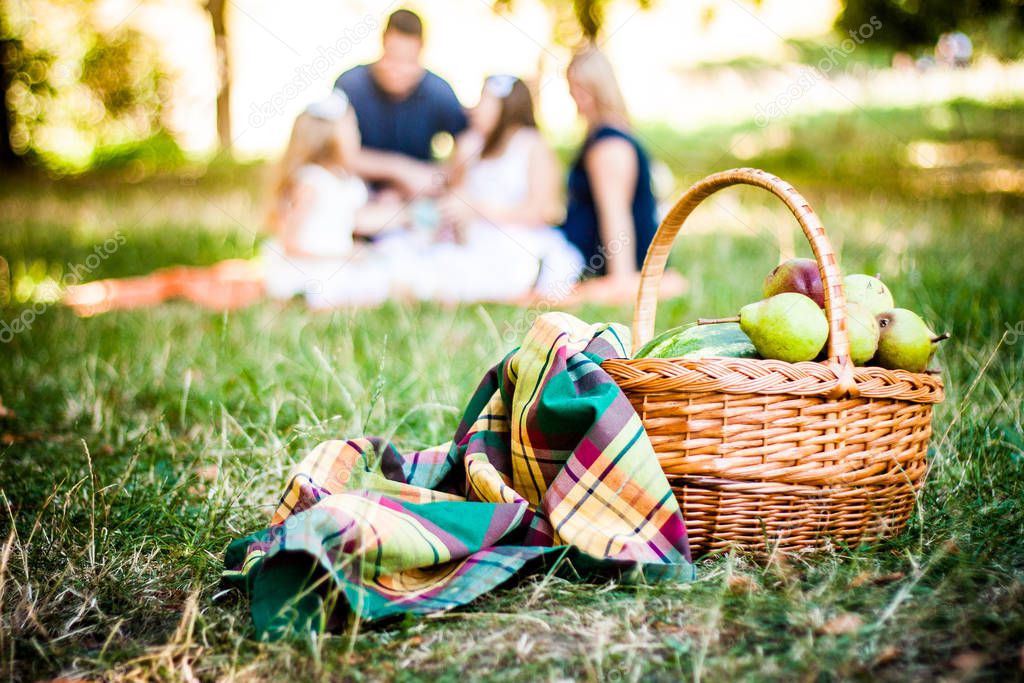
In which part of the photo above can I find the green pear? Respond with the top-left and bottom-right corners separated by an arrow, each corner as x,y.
738,293 -> 829,363
763,258 -> 825,307
843,274 -> 894,316
873,308 -> 946,373
845,301 -> 880,365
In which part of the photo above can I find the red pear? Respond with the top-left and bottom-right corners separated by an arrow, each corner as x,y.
763,258 -> 825,308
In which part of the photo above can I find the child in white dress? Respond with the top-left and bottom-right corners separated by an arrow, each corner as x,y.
64,93 -> 395,315
263,92 -> 391,308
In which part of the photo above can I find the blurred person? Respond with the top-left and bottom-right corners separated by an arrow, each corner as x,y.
389,75 -> 583,303
951,32 -> 973,68
333,9 -> 467,199
892,51 -> 915,71
64,93 -> 405,314
936,31 -> 973,69
260,92 -> 391,308
559,45 -> 685,305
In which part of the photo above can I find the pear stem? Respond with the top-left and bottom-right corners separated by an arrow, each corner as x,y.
697,316 -> 740,325
931,332 -> 951,343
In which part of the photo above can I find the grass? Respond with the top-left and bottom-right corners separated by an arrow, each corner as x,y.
1,98 -> 1023,681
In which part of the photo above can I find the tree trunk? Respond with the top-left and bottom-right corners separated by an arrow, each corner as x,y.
206,0 -> 231,152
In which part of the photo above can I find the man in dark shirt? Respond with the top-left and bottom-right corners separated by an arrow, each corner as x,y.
334,9 -> 467,197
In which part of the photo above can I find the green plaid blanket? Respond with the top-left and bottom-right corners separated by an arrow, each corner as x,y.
223,312 -> 693,638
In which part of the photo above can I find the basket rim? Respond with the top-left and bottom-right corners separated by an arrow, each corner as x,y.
602,355 -> 944,404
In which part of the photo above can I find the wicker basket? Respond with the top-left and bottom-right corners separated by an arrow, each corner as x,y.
602,168 -> 945,558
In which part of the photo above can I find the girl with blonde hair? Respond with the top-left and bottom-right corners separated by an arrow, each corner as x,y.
65,93 -> 397,314
261,92 -> 390,307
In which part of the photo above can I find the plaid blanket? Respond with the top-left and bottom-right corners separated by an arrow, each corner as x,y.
223,312 -> 693,638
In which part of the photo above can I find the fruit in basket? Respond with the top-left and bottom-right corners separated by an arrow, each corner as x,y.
843,274 -> 894,316
845,301 -> 881,365
703,293 -> 828,363
873,308 -> 949,373
739,293 -> 829,362
634,322 -> 758,360
763,258 -> 825,307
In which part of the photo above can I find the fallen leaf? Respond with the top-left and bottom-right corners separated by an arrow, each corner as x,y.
727,574 -> 758,594
818,613 -> 863,635
875,571 -> 906,584
951,652 -> 986,672
344,652 -> 366,665
853,571 -> 905,587
0,403 -> 14,419
1,431 -> 43,445
851,571 -> 872,588
874,645 -> 901,666
729,577 -> 761,593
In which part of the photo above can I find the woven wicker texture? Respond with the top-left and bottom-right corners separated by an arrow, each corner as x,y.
602,168 -> 944,557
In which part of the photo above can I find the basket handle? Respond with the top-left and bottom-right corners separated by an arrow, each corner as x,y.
633,168 -> 854,387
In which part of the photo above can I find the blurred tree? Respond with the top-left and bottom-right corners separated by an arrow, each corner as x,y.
836,0 -> 1024,58
566,0 -> 655,41
80,28 -> 166,129
0,7 -> 12,166
491,0 -> 656,113
0,0 -> 170,171
493,0 -> 654,43
205,0 -> 231,152
0,0 -> 50,168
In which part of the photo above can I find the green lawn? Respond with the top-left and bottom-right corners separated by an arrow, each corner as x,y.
1,99 -> 1023,681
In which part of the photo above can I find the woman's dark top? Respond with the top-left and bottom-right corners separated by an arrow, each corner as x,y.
561,125 -> 658,276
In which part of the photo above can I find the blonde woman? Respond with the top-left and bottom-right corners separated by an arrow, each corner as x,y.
560,45 -> 684,305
